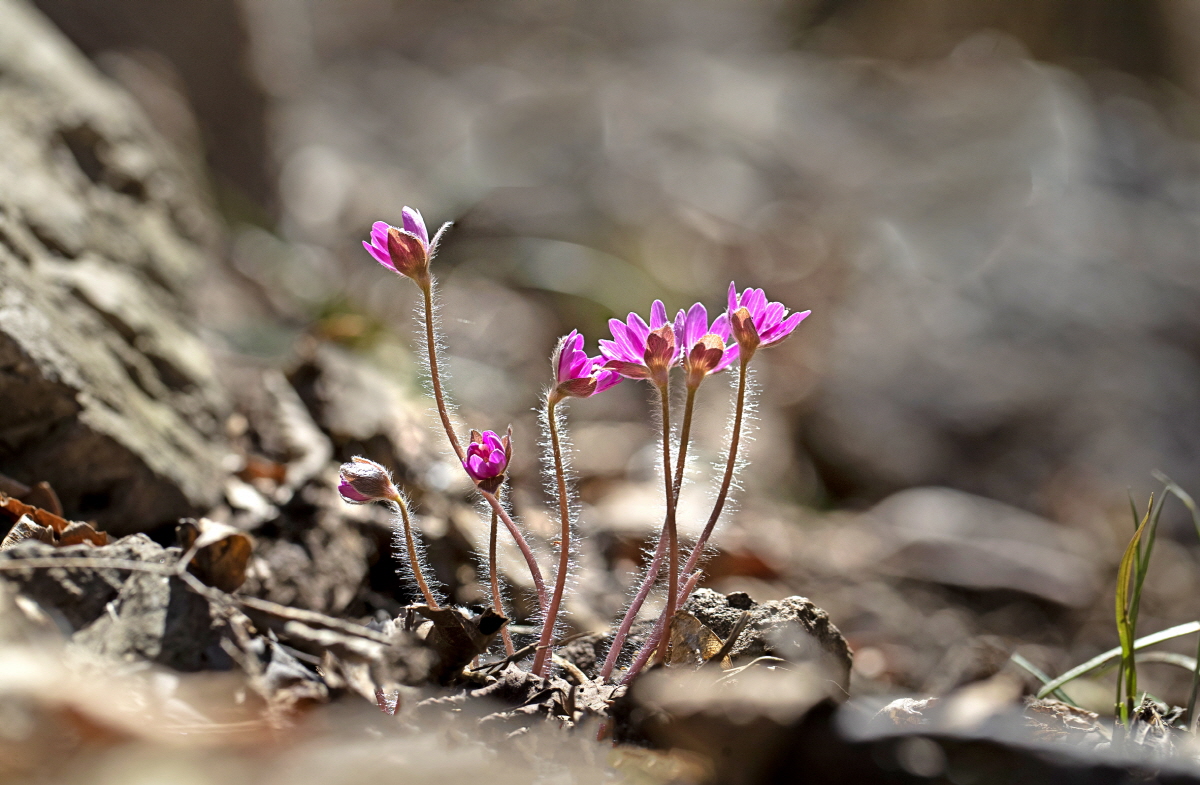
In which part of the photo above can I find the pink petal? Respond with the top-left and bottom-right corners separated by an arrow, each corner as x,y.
371,221 -> 391,249
685,302 -> 707,348
727,281 -> 738,313
594,369 -> 623,392
714,342 -> 740,371
711,313 -> 731,342
402,206 -> 429,247
650,300 -> 667,330
362,240 -> 395,270
626,312 -> 650,344
758,301 -> 785,331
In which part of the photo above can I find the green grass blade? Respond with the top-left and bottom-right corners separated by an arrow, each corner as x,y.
1037,621 -> 1200,699
1009,653 -> 1074,703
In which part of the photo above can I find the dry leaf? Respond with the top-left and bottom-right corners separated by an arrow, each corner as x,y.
666,611 -> 731,669
177,518 -> 253,592
0,493 -> 107,551
411,605 -> 507,683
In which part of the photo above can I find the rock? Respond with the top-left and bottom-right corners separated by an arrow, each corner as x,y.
864,487 -> 1101,607
0,535 -> 224,670
0,0 -> 232,533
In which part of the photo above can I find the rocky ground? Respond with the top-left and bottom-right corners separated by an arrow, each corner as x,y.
8,0 -> 1200,782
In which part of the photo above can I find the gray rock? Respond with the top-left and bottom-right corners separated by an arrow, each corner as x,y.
0,0 -> 231,532
684,588 -> 853,694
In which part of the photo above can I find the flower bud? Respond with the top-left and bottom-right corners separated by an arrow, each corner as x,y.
729,307 -> 761,357
685,334 -> 727,389
643,325 -> 677,386
386,226 -> 430,287
338,457 -> 400,504
464,428 -> 511,493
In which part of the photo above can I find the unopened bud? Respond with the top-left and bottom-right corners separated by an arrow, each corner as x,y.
338,456 -> 400,504
729,307 -> 760,357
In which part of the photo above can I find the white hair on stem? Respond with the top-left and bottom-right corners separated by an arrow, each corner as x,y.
387,494 -> 444,606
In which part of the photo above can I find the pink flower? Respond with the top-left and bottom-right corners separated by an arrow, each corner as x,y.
464,428 -> 511,493
599,300 -> 677,386
726,283 -> 810,357
361,206 -> 449,288
551,330 -> 622,402
673,303 -> 740,388
338,457 -> 400,504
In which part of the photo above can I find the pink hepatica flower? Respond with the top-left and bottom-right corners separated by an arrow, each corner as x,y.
551,330 -> 622,403
727,283 -> 811,358
464,428 -> 511,493
362,206 -> 449,288
673,303 -> 739,389
599,300 -> 677,386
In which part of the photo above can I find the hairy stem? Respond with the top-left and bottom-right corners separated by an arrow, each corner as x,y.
533,396 -> 572,676
599,386 -> 697,681
653,381 -> 678,664
489,488 -> 515,655
679,356 -> 749,581
394,494 -> 438,609
621,570 -> 704,685
481,489 -> 548,614
422,282 -> 464,464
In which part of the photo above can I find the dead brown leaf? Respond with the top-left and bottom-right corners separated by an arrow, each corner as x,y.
0,493 -> 107,551
177,518 -> 253,592
667,611 -> 731,669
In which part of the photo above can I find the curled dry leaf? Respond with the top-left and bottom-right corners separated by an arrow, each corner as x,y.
410,605 -> 507,683
0,493 -> 107,551
177,518 -> 253,592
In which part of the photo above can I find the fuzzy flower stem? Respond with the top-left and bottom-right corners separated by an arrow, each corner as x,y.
654,380 -> 679,665
598,386 -> 697,681
679,356 -> 750,582
621,357 -> 751,684
394,494 -> 439,609
532,395 -> 572,676
489,490 -> 515,656
620,570 -> 704,685
480,489 -> 548,614
422,282 -> 465,464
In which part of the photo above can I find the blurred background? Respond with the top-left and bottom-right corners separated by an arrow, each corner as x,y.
22,0 -> 1200,706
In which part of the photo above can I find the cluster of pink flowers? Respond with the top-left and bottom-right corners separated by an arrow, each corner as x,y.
342,205 -> 811,682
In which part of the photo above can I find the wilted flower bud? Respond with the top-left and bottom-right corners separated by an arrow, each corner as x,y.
464,428 -> 511,493
338,456 -> 400,504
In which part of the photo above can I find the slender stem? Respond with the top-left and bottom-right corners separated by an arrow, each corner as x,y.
621,570 -> 704,685
489,487 -> 515,655
679,357 -> 749,581
422,283 -> 464,464
481,489 -> 548,614
533,396 -> 572,676
672,386 -> 697,501
653,381 -> 678,664
394,494 -> 438,609
599,386 -> 697,681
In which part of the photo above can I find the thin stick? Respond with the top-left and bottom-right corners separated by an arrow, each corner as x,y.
394,494 -> 438,609
489,488 -> 515,655
653,381 -> 678,664
480,489 -> 548,613
421,282 -> 464,464
533,396 -> 572,676
679,356 -> 750,582
598,387 -> 698,681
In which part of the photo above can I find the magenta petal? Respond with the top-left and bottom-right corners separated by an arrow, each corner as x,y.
626,312 -> 650,343
650,300 -> 668,330
466,454 -> 485,477
714,342 -> 739,371
611,321 -> 643,362
338,481 -> 371,502
728,281 -> 739,313
594,369 -> 622,392
711,313 -> 731,342
685,302 -> 707,348
371,221 -> 391,249
401,206 -> 429,247
363,240 -> 395,270
759,301 -> 786,331
744,289 -> 768,315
